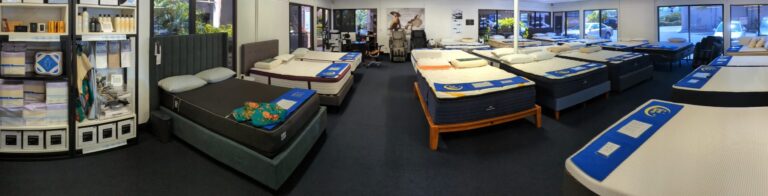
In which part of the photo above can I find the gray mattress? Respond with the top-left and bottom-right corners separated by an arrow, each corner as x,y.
499,64 -> 610,98
161,78 -> 320,158
417,75 -> 536,124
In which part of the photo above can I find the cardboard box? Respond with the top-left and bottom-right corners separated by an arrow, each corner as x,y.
1,131 -> 22,150
117,118 -> 135,139
77,126 -> 97,148
98,123 -> 116,143
46,130 -> 66,150
23,131 -> 44,150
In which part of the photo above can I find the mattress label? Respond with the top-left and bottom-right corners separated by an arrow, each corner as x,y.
605,53 -> 644,62
571,101 -> 683,181
727,45 -> 743,53
433,76 -> 533,92
674,66 -> 721,89
709,56 -> 732,66
339,52 -> 361,61
263,88 -> 316,130
545,63 -> 606,79
316,63 -> 350,78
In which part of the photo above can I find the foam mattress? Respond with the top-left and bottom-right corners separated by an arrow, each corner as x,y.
566,99 -> 768,195
708,55 -> 768,67
249,60 -> 352,95
296,51 -> 362,71
160,78 -> 320,158
672,66 -> 768,107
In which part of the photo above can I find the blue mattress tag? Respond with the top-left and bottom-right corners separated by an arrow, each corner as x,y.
709,56 -> 732,66
263,88 -> 316,130
606,53 -> 644,62
727,45 -> 743,52
546,63 -> 605,78
674,66 -> 721,89
433,76 -> 531,92
571,101 -> 684,181
316,63 -> 350,78
340,52 -> 361,61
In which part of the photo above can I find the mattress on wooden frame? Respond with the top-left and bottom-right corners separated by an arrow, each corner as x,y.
416,75 -> 536,125
160,78 -> 320,158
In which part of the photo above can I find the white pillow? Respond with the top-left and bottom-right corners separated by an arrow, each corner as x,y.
501,54 -> 534,64
749,37 -> 759,48
195,67 -> 235,83
450,58 -> 487,68
254,59 -> 282,70
275,54 -> 295,62
491,48 -> 516,57
756,38 -> 766,48
292,48 -> 309,57
519,48 -> 543,54
579,46 -> 602,53
668,37 -> 687,43
530,51 -> 556,61
563,42 -> 586,49
158,75 -> 207,93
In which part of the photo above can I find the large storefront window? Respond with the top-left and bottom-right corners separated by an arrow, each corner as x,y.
730,5 -> 768,45
658,5 -> 723,44
553,11 -> 580,37
584,9 -> 618,41
290,3 -> 313,52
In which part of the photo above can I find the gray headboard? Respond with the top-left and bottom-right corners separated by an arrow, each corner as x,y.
240,39 -> 279,76
149,33 -> 229,110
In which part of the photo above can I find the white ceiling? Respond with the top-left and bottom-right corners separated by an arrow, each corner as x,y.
524,0 -> 583,3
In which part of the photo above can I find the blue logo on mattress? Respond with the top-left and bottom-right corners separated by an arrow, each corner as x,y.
434,76 -> 531,92
709,56 -> 732,66
727,45 -> 743,52
546,63 -> 605,78
263,88 -> 316,130
571,101 -> 684,181
442,84 -> 464,91
340,52 -> 361,61
674,65 -> 721,89
316,63 -> 349,78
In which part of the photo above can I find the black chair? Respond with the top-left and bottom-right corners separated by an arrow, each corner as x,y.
411,30 -> 428,49
365,35 -> 384,67
693,36 -> 724,67
341,33 -> 353,52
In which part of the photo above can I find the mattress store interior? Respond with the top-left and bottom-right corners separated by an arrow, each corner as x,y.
3,0 -> 768,195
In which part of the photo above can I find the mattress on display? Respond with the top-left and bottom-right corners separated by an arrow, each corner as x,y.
160,78 -> 320,158
295,51 -> 362,71
564,39 -> 612,45
599,41 -> 648,50
671,66 -> 768,107
487,39 -> 543,48
565,99 -> 768,195
419,65 -> 535,99
248,60 -> 352,95
708,55 -> 768,67
417,74 -> 536,125
557,50 -> 651,77
531,36 -> 577,42
725,45 -> 768,56
411,49 -> 486,71
634,42 -> 692,51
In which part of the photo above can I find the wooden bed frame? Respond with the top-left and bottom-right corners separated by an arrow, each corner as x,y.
413,82 -> 542,150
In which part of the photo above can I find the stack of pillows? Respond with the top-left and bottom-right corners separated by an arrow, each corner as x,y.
740,36 -> 767,49
158,67 -> 236,94
491,48 -> 557,64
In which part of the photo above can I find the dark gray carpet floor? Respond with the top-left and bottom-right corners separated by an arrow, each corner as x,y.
0,60 -> 693,196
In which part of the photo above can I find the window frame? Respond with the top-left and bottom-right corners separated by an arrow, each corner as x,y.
730,4 -> 768,39
583,9 -> 618,41
656,4 -> 724,44
289,2 -> 315,51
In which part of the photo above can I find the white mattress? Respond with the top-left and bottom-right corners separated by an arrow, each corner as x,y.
673,66 -> 768,92
440,40 -> 486,46
420,65 -> 534,99
567,39 -> 611,45
296,51 -> 362,71
566,99 -> 768,195
508,57 -> 601,79
411,49 -> 483,71
558,50 -> 642,63
532,36 -> 573,42
711,56 -> 768,67
248,60 -> 351,95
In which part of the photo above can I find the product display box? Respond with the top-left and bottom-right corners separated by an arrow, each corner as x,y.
98,123 -> 116,143
23,131 -> 44,150
46,129 -> 66,150
1,131 -> 22,150
117,118 -> 134,139
77,126 -> 97,148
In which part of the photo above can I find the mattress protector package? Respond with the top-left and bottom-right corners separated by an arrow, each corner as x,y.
34,52 -> 63,76
0,106 -> 23,127
47,104 -> 67,125
46,82 -> 67,104
1,81 -> 24,108
22,102 -> 47,126
1,51 -> 27,76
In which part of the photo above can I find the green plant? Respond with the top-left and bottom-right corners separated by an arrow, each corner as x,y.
498,17 -> 529,38
153,0 -> 189,35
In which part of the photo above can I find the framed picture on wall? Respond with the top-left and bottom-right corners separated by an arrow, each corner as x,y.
466,19 -> 474,26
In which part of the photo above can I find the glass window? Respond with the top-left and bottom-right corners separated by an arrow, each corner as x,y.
479,10 -> 498,39
316,8 -> 331,50
566,11 -> 580,38
290,3 -> 313,52
658,6 -> 688,43
195,0 -> 233,37
584,9 -> 617,41
153,0 -> 190,36
731,5 -> 764,45
762,5 -> 768,36
553,12 -> 564,35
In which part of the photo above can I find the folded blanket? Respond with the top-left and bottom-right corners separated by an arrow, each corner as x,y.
530,51 -> 556,61
450,58 -> 487,68
501,54 -> 534,64
579,46 -> 602,53
253,59 -> 282,70
232,102 -> 287,127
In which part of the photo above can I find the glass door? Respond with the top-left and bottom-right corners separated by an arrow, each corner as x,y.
289,3 -> 313,52
316,7 -> 331,51
584,9 -> 618,41
554,12 -> 564,36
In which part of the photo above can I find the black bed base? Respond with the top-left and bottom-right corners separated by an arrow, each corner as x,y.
319,76 -> 354,106
557,55 -> 653,92
499,64 -> 610,98
613,65 -> 653,92
671,88 -> 768,107
416,76 -> 537,124
636,46 -> 694,69
563,171 -> 599,196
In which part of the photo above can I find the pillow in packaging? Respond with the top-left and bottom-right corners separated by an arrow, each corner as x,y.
491,48 -> 516,57
195,67 -> 236,83
158,75 -> 207,93
501,54 -> 534,64
450,58 -> 487,68
547,46 -> 572,54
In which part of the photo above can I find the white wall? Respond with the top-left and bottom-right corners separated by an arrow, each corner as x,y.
332,0 -> 553,50
554,0 -> 768,44
138,0 -> 150,124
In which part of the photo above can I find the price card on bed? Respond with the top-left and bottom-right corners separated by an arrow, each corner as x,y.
276,99 -> 297,110
617,120 -> 653,139
692,72 -> 711,78
471,82 -> 493,88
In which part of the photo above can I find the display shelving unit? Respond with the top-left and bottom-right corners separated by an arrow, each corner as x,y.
0,0 -> 139,159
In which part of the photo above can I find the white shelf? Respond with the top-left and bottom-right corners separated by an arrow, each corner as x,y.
77,4 -> 136,10
0,3 -> 68,8
77,113 -> 135,127
0,124 -> 67,131
4,33 -> 65,42
0,148 -> 68,154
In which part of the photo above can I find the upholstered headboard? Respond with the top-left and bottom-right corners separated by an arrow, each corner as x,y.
240,39 -> 279,76
149,33 -> 229,110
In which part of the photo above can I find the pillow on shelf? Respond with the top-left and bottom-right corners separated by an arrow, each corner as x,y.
195,67 -> 236,83
158,75 -> 207,93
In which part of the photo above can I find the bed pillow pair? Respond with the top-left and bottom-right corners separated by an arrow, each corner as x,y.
159,75 -> 207,93
501,54 -> 534,64
196,67 -> 236,83
754,37 -> 766,48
